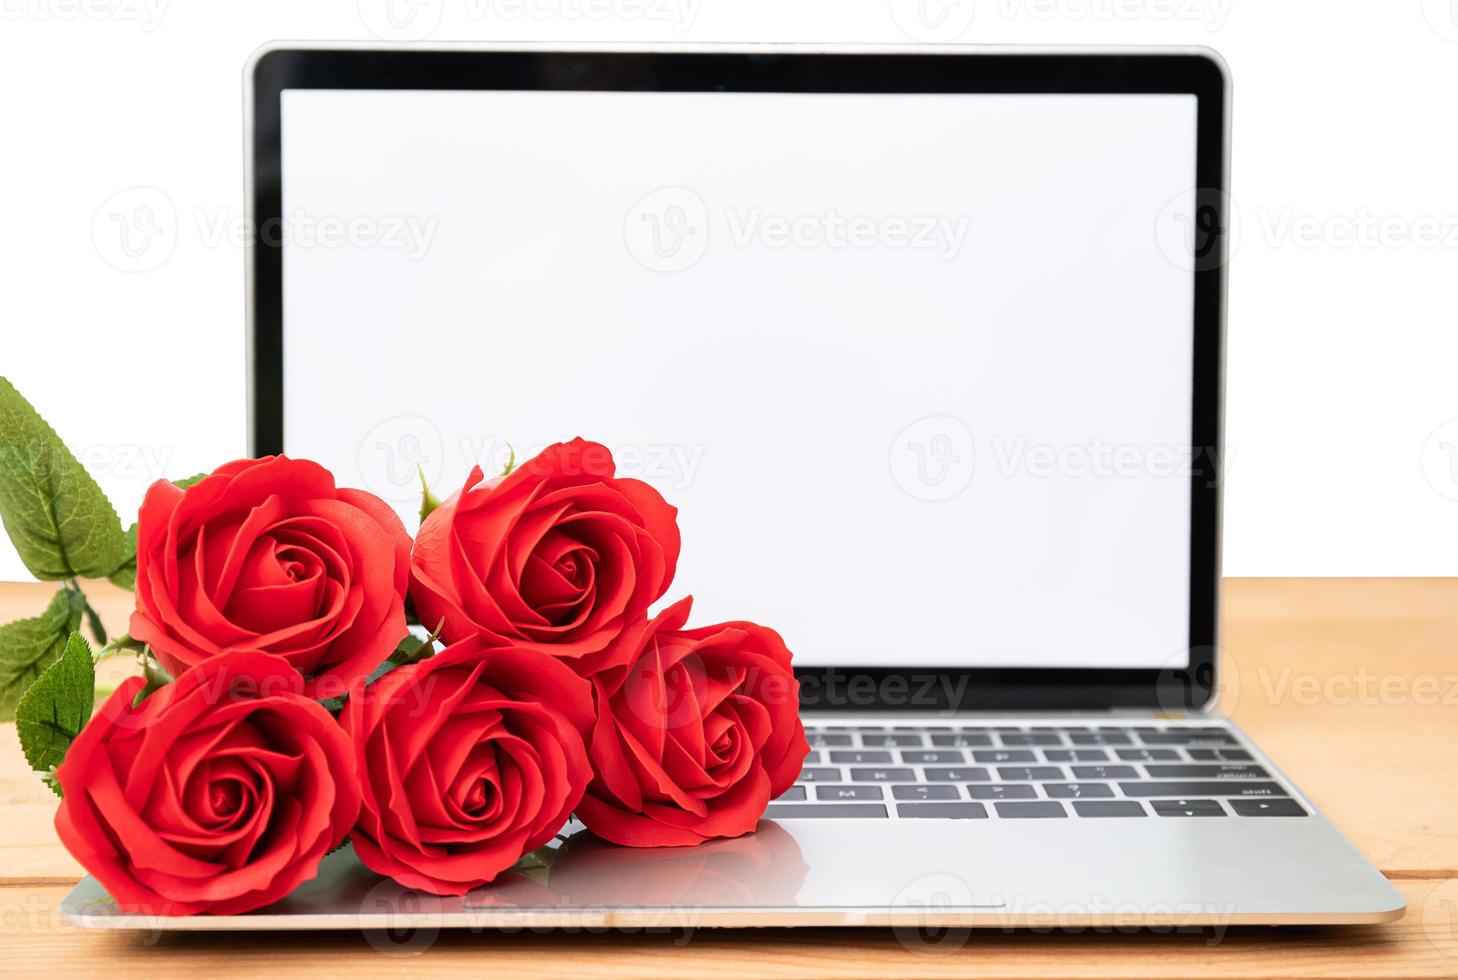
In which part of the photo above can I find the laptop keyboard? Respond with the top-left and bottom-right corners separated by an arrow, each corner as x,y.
766,723 -> 1308,820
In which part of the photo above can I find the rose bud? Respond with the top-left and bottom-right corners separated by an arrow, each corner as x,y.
130,456 -> 411,699
409,438 -> 680,668
54,653 -> 359,915
344,638 -> 594,895
577,597 -> 810,847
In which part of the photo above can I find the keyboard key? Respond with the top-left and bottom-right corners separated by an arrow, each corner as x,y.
777,786 -> 807,801
816,784 -> 884,801
901,750 -> 964,764
998,766 -> 1064,781
930,734 -> 993,747
969,784 -> 1037,800
925,767 -> 990,782
1070,733 -> 1133,746
995,801 -> 1067,819
1144,764 -> 1270,780
807,734 -> 853,747
1042,783 -> 1115,799
1000,733 -> 1062,747
767,803 -> 887,818
1120,781 -> 1288,798
1073,801 -> 1146,818
897,803 -> 988,819
1187,748 -> 1254,762
1139,732 -> 1236,746
1151,799 -> 1225,817
829,750 -> 893,764
893,784 -> 959,801
851,768 -> 915,782
1117,748 -> 1180,762
862,734 -> 923,747
797,767 -> 842,783
894,725 -> 950,731
1231,798 -> 1308,817
804,751 -> 822,765
1044,749 -> 1109,762
973,750 -> 1036,763
1072,765 -> 1139,779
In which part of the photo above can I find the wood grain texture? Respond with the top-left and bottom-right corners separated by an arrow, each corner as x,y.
0,879 -> 1456,978
0,578 -> 1454,977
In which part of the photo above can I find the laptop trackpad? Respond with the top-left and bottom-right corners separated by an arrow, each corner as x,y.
543,820 -> 1005,913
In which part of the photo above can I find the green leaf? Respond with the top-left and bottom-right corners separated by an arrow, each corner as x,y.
15,631 -> 95,796
391,633 -> 429,664
417,465 -> 441,524
500,443 -> 516,476
171,473 -> 207,490
0,587 -> 85,722
0,378 -> 128,579
317,652 -> 405,713
106,522 -> 137,590
389,622 -> 442,667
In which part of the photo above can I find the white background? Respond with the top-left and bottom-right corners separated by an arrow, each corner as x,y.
3,0 -> 1458,584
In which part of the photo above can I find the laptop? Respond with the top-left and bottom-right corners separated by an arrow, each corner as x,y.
64,43 -> 1403,932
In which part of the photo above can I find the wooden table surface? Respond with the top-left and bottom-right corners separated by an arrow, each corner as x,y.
2,578 -> 1456,977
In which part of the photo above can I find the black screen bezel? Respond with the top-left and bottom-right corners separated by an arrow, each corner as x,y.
248,47 -> 1226,714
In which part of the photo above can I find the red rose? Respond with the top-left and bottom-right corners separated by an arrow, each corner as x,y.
130,456 -> 411,699
577,597 -> 809,847
410,439 -> 680,667
344,638 -> 594,895
54,653 -> 359,915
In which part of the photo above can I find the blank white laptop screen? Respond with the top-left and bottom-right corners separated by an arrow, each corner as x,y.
279,89 -> 1197,670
